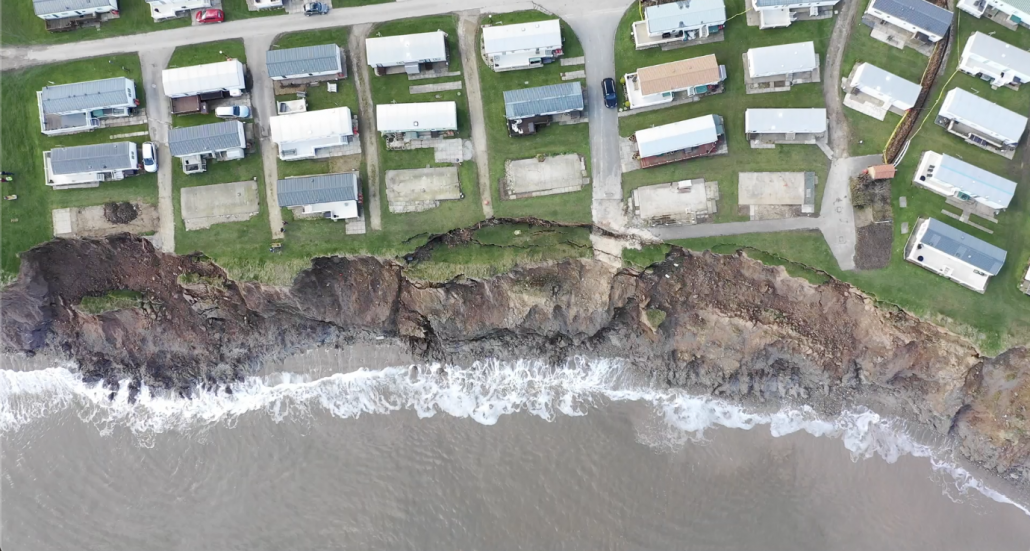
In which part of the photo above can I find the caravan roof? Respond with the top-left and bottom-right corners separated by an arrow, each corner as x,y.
645,0 -> 728,34
162,60 -> 246,97
270,107 -> 353,143
747,41 -> 817,78
266,44 -> 342,78
39,77 -> 135,114
49,142 -> 135,175
365,31 -> 448,66
482,19 -> 562,54
940,88 -> 1028,143
745,108 -> 827,134
503,82 -> 583,119
376,102 -> 457,133
934,153 -> 1017,209
851,63 -> 920,107
635,114 -> 720,158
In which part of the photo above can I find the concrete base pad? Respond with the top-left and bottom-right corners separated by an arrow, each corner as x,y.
386,167 -> 462,213
738,172 -> 807,205
52,202 -> 158,237
503,154 -> 588,200
181,180 -> 260,230
630,179 -> 720,226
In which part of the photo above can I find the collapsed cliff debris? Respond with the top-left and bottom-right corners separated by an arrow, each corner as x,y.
1,233 -> 1028,484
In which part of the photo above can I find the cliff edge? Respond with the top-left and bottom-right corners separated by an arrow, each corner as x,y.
3,234 -> 1027,483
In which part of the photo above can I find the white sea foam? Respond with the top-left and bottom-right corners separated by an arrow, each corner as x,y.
0,357 -> 1027,516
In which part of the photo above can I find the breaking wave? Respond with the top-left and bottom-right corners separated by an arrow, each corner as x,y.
0,356 -> 1027,516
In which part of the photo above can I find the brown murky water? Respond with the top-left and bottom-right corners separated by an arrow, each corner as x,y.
3,348 -> 1029,550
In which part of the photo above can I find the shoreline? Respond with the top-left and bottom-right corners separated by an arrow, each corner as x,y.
2,234 -> 1029,492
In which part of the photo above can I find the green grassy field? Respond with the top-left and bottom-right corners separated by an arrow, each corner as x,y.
168,39 -> 247,68
472,10 -> 592,223
0,0 -> 190,46
615,2 -> 832,222
0,54 -> 157,279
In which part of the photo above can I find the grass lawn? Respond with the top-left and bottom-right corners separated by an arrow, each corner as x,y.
0,54 -> 157,279
168,39 -> 247,68
0,1 -> 190,46
615,1 -> 833,222
474,10 -> 592,223
406,222 -> 594,281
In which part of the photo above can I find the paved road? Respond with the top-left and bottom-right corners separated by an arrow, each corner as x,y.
458,12 -> 495,219
651,217 -> 822,240
140,47 -> 176,254
2,0 -> 641,70
244,35 -> 285,240
349,24 -> 382,232
558,6 -> 628,231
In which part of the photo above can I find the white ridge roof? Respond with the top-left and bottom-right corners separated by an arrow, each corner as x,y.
964,32 -> 1030,76
365,31 -> 448,66
745,108 -> 827,133
851,63 -> 921,107
747,41 -> 817,78
482,19 -> 562,54
940,88 -> 1028,143
162,60 -> 246,97
635,114 -> 719,158
270,107 -> 353,143
377,102 -> 458,132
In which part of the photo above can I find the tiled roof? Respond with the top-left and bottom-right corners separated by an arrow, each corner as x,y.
636,54 -> 721,96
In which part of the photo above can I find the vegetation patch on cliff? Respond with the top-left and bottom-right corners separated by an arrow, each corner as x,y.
77,290 -> 143,315
405,223 -> 592,282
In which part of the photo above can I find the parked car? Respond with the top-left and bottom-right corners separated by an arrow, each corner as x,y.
141,142 -> 158,173
215,105 -> 251,119
194,8 -> 224,23
303,2 -> 330,15
602,78 -> 618,109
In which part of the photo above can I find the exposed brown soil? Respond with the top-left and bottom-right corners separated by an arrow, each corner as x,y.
2,234 -> 1028,485
104,202 -> 139,224
855,222 -> 894,270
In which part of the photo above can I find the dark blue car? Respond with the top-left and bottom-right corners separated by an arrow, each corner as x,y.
602,78 -> 618,109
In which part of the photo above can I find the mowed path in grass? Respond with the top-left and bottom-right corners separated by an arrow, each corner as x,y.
0,54 -> 157,278
614,0 -> 835,223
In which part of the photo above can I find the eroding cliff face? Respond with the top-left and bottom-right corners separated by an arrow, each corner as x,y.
1,234 -> 1027,482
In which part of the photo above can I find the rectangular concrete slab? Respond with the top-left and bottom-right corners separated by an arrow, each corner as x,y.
504,154 -> 585,199
633,180 -> 711,220
738,172 -> 807,205
385,167 -> 461,213
180,180 -> 260,231
51,203 -> 159,238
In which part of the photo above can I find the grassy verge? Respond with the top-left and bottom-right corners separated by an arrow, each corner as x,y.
168,39 -> 247,68
614,0 -> 833,222
220,0 -> 287,20
405,223 -> 593,281
78,290 -> 143,314
0,54 -> 157,278
473,10 -> 592,223
1,1 -> 190,46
